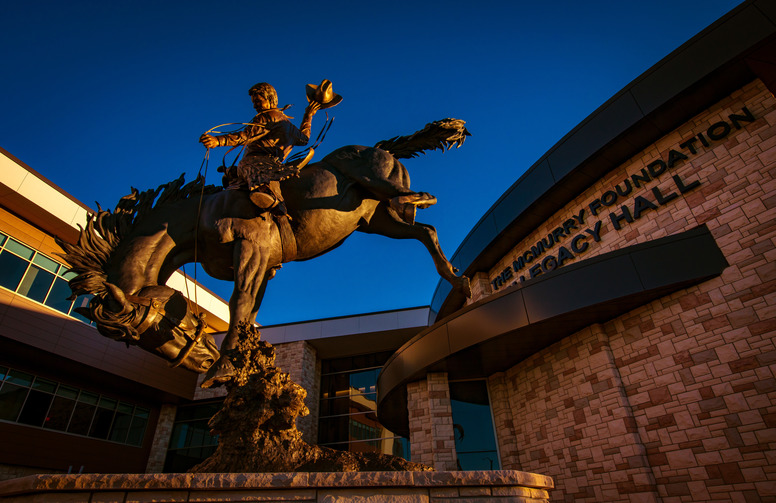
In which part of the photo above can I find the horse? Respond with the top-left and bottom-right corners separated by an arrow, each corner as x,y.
57,119 -> 471,384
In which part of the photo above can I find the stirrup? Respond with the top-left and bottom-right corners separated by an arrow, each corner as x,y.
249,190 -> 277,209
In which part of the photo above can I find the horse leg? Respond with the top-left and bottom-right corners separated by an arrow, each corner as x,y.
359,206 -> 471,298
202,239 -> 269,387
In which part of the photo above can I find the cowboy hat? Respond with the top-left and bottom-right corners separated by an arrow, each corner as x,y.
305,79 -> 342,109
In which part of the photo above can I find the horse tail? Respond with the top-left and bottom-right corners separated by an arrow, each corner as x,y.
373,118 -> 471,160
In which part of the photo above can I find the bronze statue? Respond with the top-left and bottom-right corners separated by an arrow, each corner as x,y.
57,80 -> 471,387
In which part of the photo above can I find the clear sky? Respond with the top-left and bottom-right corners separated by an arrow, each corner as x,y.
1,0 -> 743,326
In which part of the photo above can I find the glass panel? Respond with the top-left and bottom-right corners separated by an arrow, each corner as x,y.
99,397 -> 117,409
7,369 -> 33,387
32,377 -> 57,393
349,368 -> 379,395
17,265 -> 55,303
4,239 -> 34,260
127,412 -> 149,446
0,252 -> 30,292
175,401 -> 222,422
32,254 -> 59,273
44,395 -> 76,431
0,366 -> 8,381
69,294 -> 93,322
89,406 -> 115,439
0,383 -> 29,421
449,381 -> 500,471
61,270 -> 77,280
45,277 -> 75,313
78,391 -> 99,405
17,389 -> 54,427
109,410 -> 132,443
117,402 -> 134,415
0,233 -> 6,246
68,402 -> 96,435
56,385 -> 79,399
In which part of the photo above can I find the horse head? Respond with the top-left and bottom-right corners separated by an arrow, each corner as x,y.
84,283 -> 221,373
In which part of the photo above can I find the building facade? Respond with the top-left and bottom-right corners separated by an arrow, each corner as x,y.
376,1 -> 776,501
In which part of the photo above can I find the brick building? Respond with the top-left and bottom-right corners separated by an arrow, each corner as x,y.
376,1 -> 776,501
1,2 -> 776,502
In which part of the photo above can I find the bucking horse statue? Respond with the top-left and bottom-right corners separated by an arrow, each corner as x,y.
57,117 -> 472,386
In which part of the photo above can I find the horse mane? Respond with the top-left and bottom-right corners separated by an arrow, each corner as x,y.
373,118 -> 471,159
56,173 -> 220,298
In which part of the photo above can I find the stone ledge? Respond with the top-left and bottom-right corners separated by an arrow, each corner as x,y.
0,471 -> 553,498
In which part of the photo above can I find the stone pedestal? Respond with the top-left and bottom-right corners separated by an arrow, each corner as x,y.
0,470 -> 554,502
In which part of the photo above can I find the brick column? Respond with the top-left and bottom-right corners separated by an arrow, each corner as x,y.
467,272 -> 493,304
407,373 -> 457,470
488,372 -> 520,469
145,404 -> 177,473
274,340 -> 320,444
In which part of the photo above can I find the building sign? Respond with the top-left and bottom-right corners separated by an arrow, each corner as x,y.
490,107 -> 755,291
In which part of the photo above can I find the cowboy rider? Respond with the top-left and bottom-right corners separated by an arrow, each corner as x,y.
199,81 -> 340,213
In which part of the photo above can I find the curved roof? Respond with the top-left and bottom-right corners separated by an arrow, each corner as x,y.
429,0 -> 776,323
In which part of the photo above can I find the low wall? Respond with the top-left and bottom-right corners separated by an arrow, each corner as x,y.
0,471 -> 553,502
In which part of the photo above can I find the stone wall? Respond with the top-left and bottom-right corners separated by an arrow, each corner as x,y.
0,471 -> 554,503
480,80 -> 776,501
274,340 -> 321,444
407,373 -> 458,470
145,404 -> 178,474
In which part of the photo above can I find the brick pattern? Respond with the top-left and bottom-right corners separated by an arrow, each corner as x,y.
145,404 -> 177,473
407,373 -> 458,470
474,80 -> 776,502
274,340 -> 320,444
467,272 -> 493,306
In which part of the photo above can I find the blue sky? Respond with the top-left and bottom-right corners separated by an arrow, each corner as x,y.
1,0 -> 743,325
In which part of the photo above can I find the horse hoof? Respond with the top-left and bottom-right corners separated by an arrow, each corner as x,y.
460,276 -> 472,298
201,358 -> 236,388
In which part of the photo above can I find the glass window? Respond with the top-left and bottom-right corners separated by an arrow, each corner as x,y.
89,401 -> 116,439
0,383 -> 29,421
0,234 -> 92,324
0,252 -> 30,291
7,369 -> 33,387
109,403 -> 134,443
44,395 -> 77,431
318,352 -> 409,460
17,389 -> 54,427
0,367 -> 149,446
449,380 -> 500,471
163,401 -> 222,472
44,277 -> 74,314
4,239 -> 34,260
127,408 -> 149,446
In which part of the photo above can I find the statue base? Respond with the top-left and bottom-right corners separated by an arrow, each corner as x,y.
0,471 -> 554,502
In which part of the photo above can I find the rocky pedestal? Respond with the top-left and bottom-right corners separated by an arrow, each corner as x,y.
192,324 -> 428,473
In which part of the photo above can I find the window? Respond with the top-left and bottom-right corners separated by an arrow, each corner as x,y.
0,365 -> 149,446
164,401 -> 222,473
318,352 -> 410,460
449,380 -> 500,470
0,231 -> 93,323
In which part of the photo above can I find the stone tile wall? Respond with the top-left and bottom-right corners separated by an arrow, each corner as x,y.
274,340 -> 321,444
0,470 -> 554,503
408,373 -> 457,470
481,80 -> 776,501
145,404 -> 177,474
